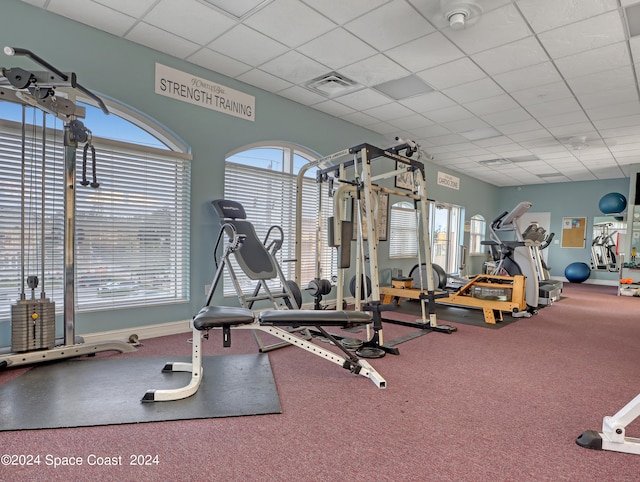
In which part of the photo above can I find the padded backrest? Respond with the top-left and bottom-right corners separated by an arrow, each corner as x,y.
212,199 -> 277,280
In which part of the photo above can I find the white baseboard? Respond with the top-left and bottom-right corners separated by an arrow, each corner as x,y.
82,319 -> 191,344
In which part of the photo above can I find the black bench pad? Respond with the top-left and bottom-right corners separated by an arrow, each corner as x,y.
259,310 -> 371,328
193,306 -> 255,330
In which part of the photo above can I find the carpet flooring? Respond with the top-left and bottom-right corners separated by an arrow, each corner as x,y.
0,282 -> 638,481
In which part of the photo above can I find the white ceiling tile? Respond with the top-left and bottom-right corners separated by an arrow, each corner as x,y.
48,0 -> 137,36
464,94 -> 520,116
471,36 -> 550,76
510,81 -> 573,107
578,88 -> 639,110
300,0 -> 390,24
259,50 -> 328,84
424,105 -> 475,124
344,0 -> 435,51
442,117 -> 490,133
297,28 -> 377,70
539,12 -> 626,59
237,68 -> 293,92
524,97 -> 582,119
518,137 -> 559,149
554,42 -> 629,79
508,129 -> 550,142
143,0 -> 237,45
593,114 -> 640,130
410,0 -> 513,29
630,37 -> 640,62
389,114 -> 434,130
427,134 -> 470,146
473,136 -> 514,147
516,0 -> 618,33
334,88 -> 392,111
544,123 -> 596,138
367,121 -> 399,135
93,0 -> 157,17
278,85 -> 327,105
410,124 -> 452,137
208,25 -> 288,66
244,0 -> 335,48
442,3 -> 530,54
339,54 -> 410,87
187,48 -> 252,77
400,91 -> 457,113
586,102 -> 640,121
537,110 -> 590,128
385,32 -> 465,73
483,108 -> 532,126
442,78 -> 504,104
493,62 -> 563,93
416,58 -> 486,90
363,102 -> 417,121
125,23 -> 201,58
340,110 -> 379,126
566,66 -> 636,96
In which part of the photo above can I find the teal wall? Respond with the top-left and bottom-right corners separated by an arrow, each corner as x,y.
1,0 -> 634,344
0,0 -> 498,343
498,178 -> 630,283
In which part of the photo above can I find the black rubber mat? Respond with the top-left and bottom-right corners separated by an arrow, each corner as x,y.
0,354 -> 281,431
389,300 -> 522,329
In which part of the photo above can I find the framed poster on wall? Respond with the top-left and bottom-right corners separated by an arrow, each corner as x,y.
561,217 -> 586,248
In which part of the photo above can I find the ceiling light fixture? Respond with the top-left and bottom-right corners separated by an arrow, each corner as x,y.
440,0 -> 482,30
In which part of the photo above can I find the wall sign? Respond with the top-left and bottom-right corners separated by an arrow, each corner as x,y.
437,171 -> 460,190
155,63 -> 255,122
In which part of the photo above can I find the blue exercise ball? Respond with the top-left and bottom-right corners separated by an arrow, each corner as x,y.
599,192 -> 627,215
565,262 -> 591,283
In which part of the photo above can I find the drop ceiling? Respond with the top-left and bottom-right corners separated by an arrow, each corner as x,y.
18,0 -> 640,187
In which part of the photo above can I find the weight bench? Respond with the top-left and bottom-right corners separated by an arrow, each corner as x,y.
142,305 -> 386,402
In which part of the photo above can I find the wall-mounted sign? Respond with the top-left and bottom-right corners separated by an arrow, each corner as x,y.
155,63 -> 255,122
437,171 -> 460,190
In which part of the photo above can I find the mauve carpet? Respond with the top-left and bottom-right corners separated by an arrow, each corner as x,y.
0,282 -> 639,481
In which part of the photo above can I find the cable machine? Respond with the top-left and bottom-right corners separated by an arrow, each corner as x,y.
0,46 -> 135,369
295,141 -> 455,357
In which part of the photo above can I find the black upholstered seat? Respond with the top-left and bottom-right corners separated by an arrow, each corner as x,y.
193,306 -> 255,330
258,309 -> 371,328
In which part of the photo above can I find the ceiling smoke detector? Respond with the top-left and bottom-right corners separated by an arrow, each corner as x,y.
440,0 -> 482,30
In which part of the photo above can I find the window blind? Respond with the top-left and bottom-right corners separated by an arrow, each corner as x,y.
223,159 -> 335,298
0,118 -> 190,323
389,202 -> 418,258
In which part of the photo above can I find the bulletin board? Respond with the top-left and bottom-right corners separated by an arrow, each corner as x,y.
561,217 -> 586,248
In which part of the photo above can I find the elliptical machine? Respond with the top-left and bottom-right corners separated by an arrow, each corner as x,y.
521,222 -> 563,305
482,202 -> 542,312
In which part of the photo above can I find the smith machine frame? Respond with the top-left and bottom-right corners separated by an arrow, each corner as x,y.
295,142 -> 455,356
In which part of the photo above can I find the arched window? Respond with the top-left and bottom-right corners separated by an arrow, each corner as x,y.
224,143 -> 335,297
469,214 -> 486,255
0,100 -> 191,322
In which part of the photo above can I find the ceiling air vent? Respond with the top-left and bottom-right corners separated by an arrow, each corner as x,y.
305,72 -> 362,98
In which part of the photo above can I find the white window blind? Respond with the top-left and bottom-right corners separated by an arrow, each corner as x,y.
0,115 -> 190,322
389,202 -> 418,258
223,147 -> 335,298
469,214 -> 486,254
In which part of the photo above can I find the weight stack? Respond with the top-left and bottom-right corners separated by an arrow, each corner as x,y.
11,298 -> 56,352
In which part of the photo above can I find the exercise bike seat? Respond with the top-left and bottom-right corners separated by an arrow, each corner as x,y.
259,309 -> 371,329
